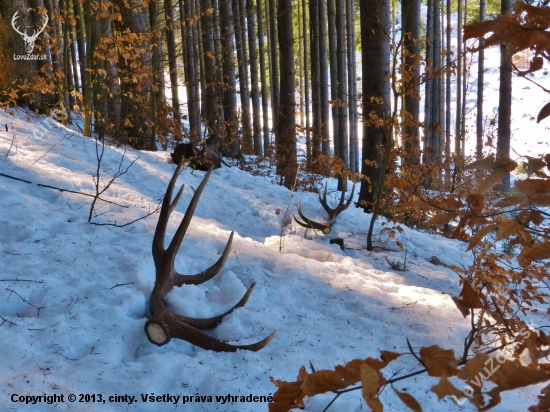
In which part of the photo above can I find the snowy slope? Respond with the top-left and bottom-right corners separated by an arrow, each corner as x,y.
0,108 -> 546,412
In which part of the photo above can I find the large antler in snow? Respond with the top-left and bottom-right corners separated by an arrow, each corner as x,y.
11,11 -> 48,54
145,162 -> 276,351
294,183 -> 355,234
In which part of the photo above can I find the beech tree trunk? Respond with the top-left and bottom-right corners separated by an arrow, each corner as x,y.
358,0 -> 391,209
497,0 -> 512,190
476,0 -> 485,160
276,0 -> 297,188
257,0 -> 271,156
402,0 -> 420,164
246,0 -> 262,155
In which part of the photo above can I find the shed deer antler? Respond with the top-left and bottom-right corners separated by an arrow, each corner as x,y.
145,162 -> 276,351
11,11 -> 48,54
294,183 -> 355,234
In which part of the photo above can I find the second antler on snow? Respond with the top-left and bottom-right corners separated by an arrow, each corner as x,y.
294,183 -> 355,234
145,162 -> 276,352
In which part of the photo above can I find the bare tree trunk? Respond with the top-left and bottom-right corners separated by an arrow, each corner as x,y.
445,0 -> 451,162
310,0 -> 321,162
401,0 -> 420,164
336,0 -> 348,168
200,0 -> 221,141
302,0 -> 311,165
358,0 -> 390,209
257,0 -> 271,156
232,0 -> 252,152
327,0 -> 339,157
476,0 -> 485,160
180,0 -> 200,142
268,0 -> 279,133
276,0 -> 297,188
72,0 -> 86,99
346,0 -> 358,172
423,0 -> 433,161
164,0 -> 181,124
219,0 -> 240,153
246,0 -> 262,155
319,0 -> 330,155
497,0 -> 512,189
455,0 -> 462,157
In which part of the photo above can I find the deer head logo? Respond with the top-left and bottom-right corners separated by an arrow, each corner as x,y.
11,11 -> 48,54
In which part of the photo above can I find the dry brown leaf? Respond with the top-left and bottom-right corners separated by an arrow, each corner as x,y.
463,154 -> 496,171
528,384 -> 550,412
466,224 -> 498,252
431,376 -> 464,401
518,242 -> 550,268
392,386 -> 423,411
434,196 -> 463,212
494,195 -> 524,208
475,169 -> 507,194
466,194 -> 485,215
419,345 -> 458,377
452,280 -> 486,317
361,364 -> 380,399
516,179 -> 550,195
495,217 -> 531,242
366,350 -> 402,371
269,377 -> 303,412
519,56 -> 544,76
526,157 -> 547,175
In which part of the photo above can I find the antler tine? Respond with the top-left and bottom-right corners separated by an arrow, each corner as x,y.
293,200 -> 332,234
166,165 -> 215,258
169,282 -> 257,330
294,183 -> 355,234
172,232 -> 234,286
152,159 -> 185,256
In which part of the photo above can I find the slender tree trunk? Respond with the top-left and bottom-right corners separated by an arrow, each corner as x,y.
246,0 -> 262,155
423,0 -> 433,161
431,0 -> 441,158
310,0 -> 321,162
476,0 -> 485,160
302,0 -> 311,165
83,0 -> 93,136
358,0 -> 391,209
180,0 -> 200,141
346,0 -> 358,172
319,0 -> 330,155
257,0 -> 271,156
73,0 -> 86,99
336,0 -> 348,168
200,0 -> 221,140
327,0 -> 339,157
445,0 -> 451,162
164,0 -> 181,124
232,0 -> 253,152
461,0 -> 468,160
497,0 -> 512,189
455,0 -> 462,157
219,0 -> 240,153
402,0 -> 420,164
268,0 -> 279,133
276,0 -> 297,188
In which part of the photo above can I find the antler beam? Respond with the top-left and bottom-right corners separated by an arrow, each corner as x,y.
294,183 -> 355,234
145,162 -> 276,351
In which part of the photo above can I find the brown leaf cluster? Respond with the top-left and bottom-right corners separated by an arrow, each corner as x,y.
269,352 -> 401,412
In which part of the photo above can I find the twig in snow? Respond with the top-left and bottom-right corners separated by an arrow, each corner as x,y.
5,288 -> 44,315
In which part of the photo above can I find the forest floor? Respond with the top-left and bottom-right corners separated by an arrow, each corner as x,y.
0,104 -> 548,412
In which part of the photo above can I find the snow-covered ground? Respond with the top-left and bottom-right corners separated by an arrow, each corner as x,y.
0,104 -> 547,412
